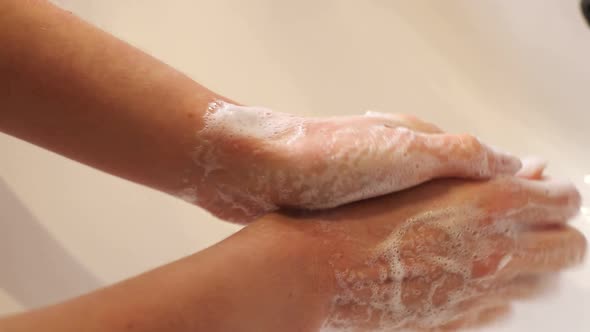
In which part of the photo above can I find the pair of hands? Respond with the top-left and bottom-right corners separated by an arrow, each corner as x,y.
189,103 -> 585,330
191,102 -> 521,223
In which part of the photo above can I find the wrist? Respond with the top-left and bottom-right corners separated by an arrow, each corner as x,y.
187,101 -> 303,222
206,215 -> 332,331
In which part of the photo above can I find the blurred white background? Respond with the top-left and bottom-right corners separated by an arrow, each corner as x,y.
1,1 -> 589,330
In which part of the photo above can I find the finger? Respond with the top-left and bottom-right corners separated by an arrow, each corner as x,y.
445,276 -> 548,328
470,305 -> 511,329
438,305 -> 511,331
494,274 -> 555,300
456,291 -> 510,312
504,225 -> 587,274
464,274 -> 558,311
364,111 -> 444,134
516,157 -> 547,180
493,178 -> 582,226
459,276 -> 543,310
418,133 -> 522,177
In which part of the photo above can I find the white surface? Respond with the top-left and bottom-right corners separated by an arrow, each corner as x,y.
1,0 -> 589,330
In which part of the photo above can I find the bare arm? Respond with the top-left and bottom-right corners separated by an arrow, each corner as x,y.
0,220 -> 328,332
0,0 -> 227,194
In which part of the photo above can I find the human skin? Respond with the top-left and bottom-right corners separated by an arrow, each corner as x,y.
0,0 -> 521,223
0,175 -> 584,332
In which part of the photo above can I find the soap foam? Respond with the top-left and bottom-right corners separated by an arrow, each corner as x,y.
178,101 -> 520,223
320,206 -> 520,331
203,100 -> 305,142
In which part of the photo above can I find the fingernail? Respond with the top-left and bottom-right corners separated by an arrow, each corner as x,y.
488,145 -> 522,175
516,156 -> 548,179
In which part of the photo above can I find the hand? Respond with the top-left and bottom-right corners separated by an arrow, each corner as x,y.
190,102 -> 521,223
266,175 -> 585,331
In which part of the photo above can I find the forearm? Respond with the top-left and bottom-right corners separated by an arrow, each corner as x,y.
0,217 -> 328,332
0,0 -> 230,195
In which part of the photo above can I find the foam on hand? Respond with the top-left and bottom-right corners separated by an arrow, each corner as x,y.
177,101 -> 521,223
319,177 -> 584,331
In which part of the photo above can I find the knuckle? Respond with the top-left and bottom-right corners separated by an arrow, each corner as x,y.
397,113 -> 421,123
458,134 -> 483,151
